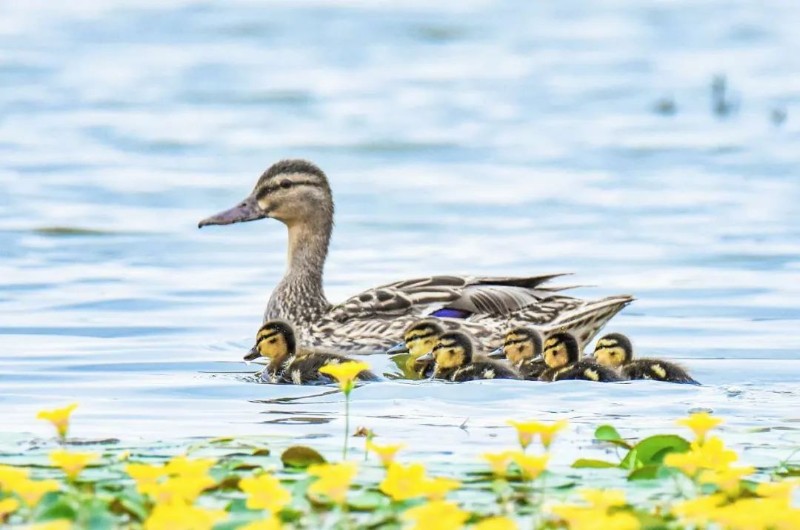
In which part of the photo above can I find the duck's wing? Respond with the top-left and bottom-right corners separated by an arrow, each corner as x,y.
327,274 -> 568,322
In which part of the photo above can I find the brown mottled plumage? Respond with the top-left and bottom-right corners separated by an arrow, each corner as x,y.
199,159 -> 634,354
246,320 -> 378,385
593,333 -> 699,385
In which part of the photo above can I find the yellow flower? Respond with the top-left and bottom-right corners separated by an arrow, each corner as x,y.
0,497 -> 20,517
580,488 -> 627,509
366,440 -> 404,467
664,436 -> 737,476
0,464 -> 29,489
507,420 -> 568,450
677,412 -> 722,441
756,480 -> 798,505
36,403 -> 78,440
710,497 -> 799,530
307,462 -> 357,505
49,449 -> 99,481
239,473 -> 292,512
126,463 -> 167,492
238,518 -> 283,530
380,462 -> 428,501
140,475 -> 216,504
510,452 -> 549,481
474,516 -> 518,530
14,478 -> 60,507
671,494 -> 726,527
423,477 -> 461,501
143,502 -> 227,530
551,505 -> 640,530
318,361 -> 371,394
482,451 -> 514,477
164,455 -> 216,478
698,466 -> 755,495
401,500 -> 468,530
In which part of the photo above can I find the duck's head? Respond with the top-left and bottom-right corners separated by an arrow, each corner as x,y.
592,333 -> 632,368
199,159 -> 333,229
502,327 -> 543,365
244,320 -> 297,362
393,319 -> 446,358
431,331 -> 474,370
542,332 -> 580,369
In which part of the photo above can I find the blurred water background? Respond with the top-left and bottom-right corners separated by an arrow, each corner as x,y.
1,0 -> 799,465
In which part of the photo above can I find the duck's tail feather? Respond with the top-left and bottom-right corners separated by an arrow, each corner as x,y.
543,295 -> 635,347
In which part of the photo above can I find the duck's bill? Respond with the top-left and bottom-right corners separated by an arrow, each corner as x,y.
386,342 -> 408,355
416,352 -> 434,363
487,347 -> 505,359
198,195 -> 267,228
243,346 -> 262,362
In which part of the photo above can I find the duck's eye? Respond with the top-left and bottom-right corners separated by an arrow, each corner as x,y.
279,180 -> 292,189
268,338 -> 277,344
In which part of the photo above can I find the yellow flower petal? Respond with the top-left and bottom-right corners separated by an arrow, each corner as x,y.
36,403 -> 78,440
49,449 -> 99,481
482,451 -> 514,477
318,361 -> 371,394
509,451 -> 549,480
0,464 -> 29,490
401,500 -> 468,530
507,420 -> 568,450
474,516 -> 518,530
14,478 -> 60,507
238,518 -> 283,530
307,462 -> 357,505
580,488 -> 627,509
676,412 -> 722,441
239,473 -> 292,512
366,440 -> 405,468
143,502 -> 227,530
0,497 -> 20,517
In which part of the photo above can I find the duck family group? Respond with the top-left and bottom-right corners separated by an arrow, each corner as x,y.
199,159 -> 698,388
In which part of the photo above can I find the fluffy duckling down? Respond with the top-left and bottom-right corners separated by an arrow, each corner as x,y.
387,319 -> 447,379
422,331 -> 520,382
493,327 -> 548,381
593,333 -> 699,385
246,320 -> 379,385
540,332 -> 623,382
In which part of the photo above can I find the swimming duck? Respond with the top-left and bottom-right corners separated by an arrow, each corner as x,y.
494,327 -> 548,380
593,333 -> 699,384
540,332 -> 623,382
387,318 -> 449,379
245,320 -> 379,385
199,159 -> 634,354
422,331 -> 520,382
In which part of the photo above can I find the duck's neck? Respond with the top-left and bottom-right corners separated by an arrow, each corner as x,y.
264,217 -> 332,325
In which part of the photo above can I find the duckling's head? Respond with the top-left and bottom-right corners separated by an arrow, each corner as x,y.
592,333 -> 632,368
433,331 -> 474,370
503,327 -> 543,365
543,332 -> 580,369
199,159 -> 334,229
245,320 -> 297,362
403,319 -> 446,359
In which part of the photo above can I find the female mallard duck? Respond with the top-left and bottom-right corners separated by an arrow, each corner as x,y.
421,331 -> 520,382
491,327 -> 548,381
199,159 -> 634,354
593,333 -> 699,384
540,332 -> 623,382
245,320 -> 379,384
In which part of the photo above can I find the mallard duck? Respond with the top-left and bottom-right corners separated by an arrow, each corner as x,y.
593,333 -> 699,384
540,332 -> 623,382
245,320 -> 379,384
493,327 -> 548,381
421,331 -> 520,382
386,318 -> 449,379
199,159 -> 634,354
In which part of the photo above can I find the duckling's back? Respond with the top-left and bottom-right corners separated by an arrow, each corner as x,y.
624,358 -> 699,385
547,360 -> 624,382
451,359 -> 520,382
282,351 -> 379,384
516,358 -> 548,381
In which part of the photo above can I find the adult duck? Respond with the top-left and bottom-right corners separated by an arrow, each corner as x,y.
199,159 -> 633,354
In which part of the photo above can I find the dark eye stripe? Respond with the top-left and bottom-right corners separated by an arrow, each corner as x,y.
257,179 -> 323,200
256,331 -> 279,345
407,332 -> 435,343
504,338 -> 528,346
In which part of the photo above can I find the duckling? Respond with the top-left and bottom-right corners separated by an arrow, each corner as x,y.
387,319 -> 448,379
496,327 -> 547,380
426,331 -> 520,382
244,320 -> 379,384
593,333 -> 699,385
540,332 -> 623,382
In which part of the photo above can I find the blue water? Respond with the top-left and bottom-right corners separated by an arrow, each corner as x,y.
1,0 -> 799,464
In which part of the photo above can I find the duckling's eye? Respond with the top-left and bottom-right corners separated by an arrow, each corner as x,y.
279,179 -> 292,189
268,338 -> 278,344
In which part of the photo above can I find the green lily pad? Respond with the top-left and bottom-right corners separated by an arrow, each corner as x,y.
572,458 -> 619,469
594,425 -> 633,449
621,435 -> 690,469
281,446 -> 326,469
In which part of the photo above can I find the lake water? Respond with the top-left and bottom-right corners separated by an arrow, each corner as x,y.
1,0 -> 799,467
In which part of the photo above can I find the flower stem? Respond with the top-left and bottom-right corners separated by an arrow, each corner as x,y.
343,395 -> 350,460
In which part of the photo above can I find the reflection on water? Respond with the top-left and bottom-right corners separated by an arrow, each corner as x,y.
0,0 -> 799,462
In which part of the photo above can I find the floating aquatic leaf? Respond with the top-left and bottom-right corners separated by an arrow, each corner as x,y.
621,435 -> 690,469
281,446 -> 326,469
572,458 -> 618,469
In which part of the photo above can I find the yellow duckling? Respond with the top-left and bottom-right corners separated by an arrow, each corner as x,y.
421,331 -> 520,382
492,327 -> 547,381
387,319 -> 448,379
540,332 -> 623,382
245,320 -> 378,384
593,333 -> 699,384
